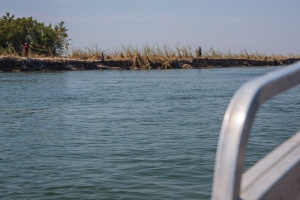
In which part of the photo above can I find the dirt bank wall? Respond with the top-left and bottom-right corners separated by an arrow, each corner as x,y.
0,57 -> 299,72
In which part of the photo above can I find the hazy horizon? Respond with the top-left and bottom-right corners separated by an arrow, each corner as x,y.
1,0 -> 300,55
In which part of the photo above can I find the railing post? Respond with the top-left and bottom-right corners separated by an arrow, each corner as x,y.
211,62 -> 300,200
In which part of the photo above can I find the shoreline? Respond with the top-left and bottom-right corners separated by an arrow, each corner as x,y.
1,56 -> 300,72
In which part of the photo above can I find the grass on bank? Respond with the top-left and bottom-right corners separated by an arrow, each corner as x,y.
68,44 -> 300,69
1,43 -> 300,69
69,44 -> 300,60
0,44 -> 58,59
68,43 -> 196,69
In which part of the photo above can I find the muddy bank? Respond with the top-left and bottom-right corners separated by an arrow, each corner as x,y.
0,56 -> 299,72
0,57 -> 100,72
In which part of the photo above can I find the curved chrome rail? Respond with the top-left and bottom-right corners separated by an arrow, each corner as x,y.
211,62 -> 300,200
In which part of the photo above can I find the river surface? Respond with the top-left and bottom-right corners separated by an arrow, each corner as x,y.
1,67 -> 299,199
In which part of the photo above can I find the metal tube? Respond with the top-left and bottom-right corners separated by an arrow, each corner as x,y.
211,62 -> 300,200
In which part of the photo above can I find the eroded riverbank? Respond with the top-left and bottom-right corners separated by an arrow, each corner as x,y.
0,56 -> 299,72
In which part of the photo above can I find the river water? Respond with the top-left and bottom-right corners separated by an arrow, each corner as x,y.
1,67 -> 299,199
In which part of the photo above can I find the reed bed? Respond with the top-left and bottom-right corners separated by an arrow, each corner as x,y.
2,43 -> 299,69
68,44 -> 300,61
67,44 -> 300,69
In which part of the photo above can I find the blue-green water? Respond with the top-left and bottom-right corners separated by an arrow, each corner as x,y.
1,67 -> 299,199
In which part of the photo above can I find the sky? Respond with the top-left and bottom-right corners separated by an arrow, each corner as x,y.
1,0 -> 300,55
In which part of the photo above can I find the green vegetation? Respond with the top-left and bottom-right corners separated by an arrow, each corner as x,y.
0,12 -> 69,56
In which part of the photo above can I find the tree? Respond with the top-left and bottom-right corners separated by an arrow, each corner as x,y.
0,12 -> 70,56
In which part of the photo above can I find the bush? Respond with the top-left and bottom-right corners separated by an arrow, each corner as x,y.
0,12 -> 70,56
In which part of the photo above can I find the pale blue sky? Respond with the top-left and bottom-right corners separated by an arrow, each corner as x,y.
1,0 -> 300,55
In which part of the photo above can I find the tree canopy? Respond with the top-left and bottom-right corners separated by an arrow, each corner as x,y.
0,12 -> 70,56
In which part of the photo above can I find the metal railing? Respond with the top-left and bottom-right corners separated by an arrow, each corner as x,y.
211,62 -> 300,200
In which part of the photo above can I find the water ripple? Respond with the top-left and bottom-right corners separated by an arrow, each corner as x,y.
0,67 -> 299,199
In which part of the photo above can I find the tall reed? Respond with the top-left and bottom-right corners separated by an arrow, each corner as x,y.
67,43 -> 300,69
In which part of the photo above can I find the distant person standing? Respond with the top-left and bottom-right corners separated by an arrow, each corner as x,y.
52,46 -> 56,57
24,42 -> 29,58
198,46 -> 202,57
101,52 -> 105,63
